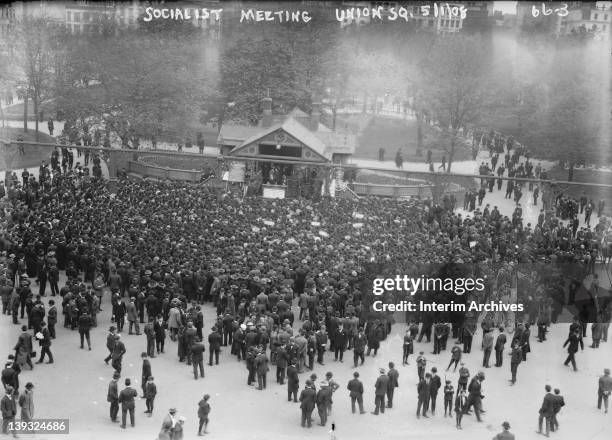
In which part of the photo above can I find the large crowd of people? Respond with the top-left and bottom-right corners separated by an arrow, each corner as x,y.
1,140 -> 611,438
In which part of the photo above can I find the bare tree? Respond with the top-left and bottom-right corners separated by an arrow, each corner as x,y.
420,35 -> 492,172
55,20 -> 213,148
17,16 -> 55,140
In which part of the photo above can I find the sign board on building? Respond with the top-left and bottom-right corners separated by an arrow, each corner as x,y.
262,184 -> 286,199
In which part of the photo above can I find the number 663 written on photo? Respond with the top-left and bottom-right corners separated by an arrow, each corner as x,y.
5,419 -> 69,434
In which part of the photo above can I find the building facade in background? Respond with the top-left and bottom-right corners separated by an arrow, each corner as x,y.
559,1 -> 611,40
516,1 -> 611,40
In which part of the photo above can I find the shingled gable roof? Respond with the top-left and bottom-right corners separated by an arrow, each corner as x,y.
217,125 -> 262,146
230,115 -> 331,160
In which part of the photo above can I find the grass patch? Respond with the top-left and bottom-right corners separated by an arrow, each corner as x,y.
355,116 -> 471,163
0,127 -> 57,171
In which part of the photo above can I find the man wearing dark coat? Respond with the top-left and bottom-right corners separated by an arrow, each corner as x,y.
315,326 -> 328,365
287,361 -> 299,402
494,327 -> 507,367
509,343 -> 522,385
140,353 -> 152,397
154,316 -> 166,354
299,380 -> 316,428
1,386 -> 17,435
104,326 -> 116,365
111,334 -> 126,373
78,311 -> 93,350
35,322 -> 53,364
353,327 -> 367,367
207,327 -> 222,366
144,377 -> 157,416
347,371 -> 365,414
372,368 -> 390,415
465,371 -> 485,422
191,337 -> 206,380
429,367 -> 442,415
118,378 -> 137,429
333,325 -> 348,362
520,323 -> 531,361
537,385 -> 555,437
386,362 -> 399,409
562,329 -> 583,371
417,373 -> 431,419
107,371 -> 120,422
14,326 -> 33,370
255,349 -> 269,390
316,382 -> 332,426
276,344 -> 288,385
551,388 -> 564,432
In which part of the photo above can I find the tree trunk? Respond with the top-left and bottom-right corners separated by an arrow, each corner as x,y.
34,94 -> 39,142
447,129 -> 456,173
23,91 -> 28,132
218,104 -> 225,136
416,110 -> 424,153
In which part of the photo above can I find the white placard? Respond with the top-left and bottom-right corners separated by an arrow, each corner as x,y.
228,161 -> 246,182
262,185 -> 285,199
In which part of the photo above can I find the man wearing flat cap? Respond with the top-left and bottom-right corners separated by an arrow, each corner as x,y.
598,368 -> 612,413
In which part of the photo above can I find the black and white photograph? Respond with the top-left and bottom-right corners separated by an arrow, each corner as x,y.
0,1 -> 611,439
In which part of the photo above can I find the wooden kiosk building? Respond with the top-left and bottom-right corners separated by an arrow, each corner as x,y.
217,97 -> 356,198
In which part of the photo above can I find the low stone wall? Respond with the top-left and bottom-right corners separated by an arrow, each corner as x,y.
126,160 -> 203,182
351,182 -> 433,198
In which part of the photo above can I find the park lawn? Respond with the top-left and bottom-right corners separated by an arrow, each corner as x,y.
355,116 -> 471,162
0,127 -> 57,171
2,99 -> 57,120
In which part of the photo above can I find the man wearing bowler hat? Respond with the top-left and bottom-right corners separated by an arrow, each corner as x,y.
493,421 -> 515,440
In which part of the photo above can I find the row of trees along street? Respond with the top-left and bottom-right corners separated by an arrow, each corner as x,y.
1,12 -> 609,165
